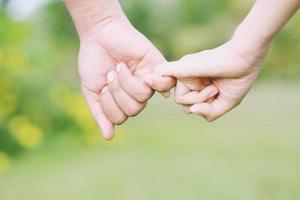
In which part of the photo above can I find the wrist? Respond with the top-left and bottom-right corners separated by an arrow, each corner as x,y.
233,24 -> 273,54
232,22 -> 272,56
64,0 -> 125,38
228,28 -> 272,71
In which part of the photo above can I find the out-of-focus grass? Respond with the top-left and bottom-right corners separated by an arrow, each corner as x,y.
0,82 -> 300,200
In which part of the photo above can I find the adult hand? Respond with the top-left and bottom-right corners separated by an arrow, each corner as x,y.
65,0 -> 175,140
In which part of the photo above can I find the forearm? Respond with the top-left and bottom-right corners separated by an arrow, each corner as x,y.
234,0 -> 300,48
63,0 -> 124,37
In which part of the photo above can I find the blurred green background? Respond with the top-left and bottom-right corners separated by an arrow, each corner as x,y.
0,0 -> 300,199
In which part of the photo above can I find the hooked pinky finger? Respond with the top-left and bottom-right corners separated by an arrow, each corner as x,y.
176,84 -> 219,105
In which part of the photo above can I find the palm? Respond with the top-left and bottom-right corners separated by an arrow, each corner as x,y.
212,73 -> 259,111
211,41 -> 266,111
197,40 -> 268,120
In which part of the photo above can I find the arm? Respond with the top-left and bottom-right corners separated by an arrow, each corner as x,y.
63,0 -> 123,38
149,0 -> 300,121
235,0 -> 300,48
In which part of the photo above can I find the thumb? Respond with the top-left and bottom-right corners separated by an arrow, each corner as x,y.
143,74 -> 176,94
154,51 -> 230,78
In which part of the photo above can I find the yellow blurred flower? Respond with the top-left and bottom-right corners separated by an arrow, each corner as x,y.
0,77 -> 18,118
9,116 -> 43,149
5,48 -> 28,73
53,89 -> 94,129
50,86 -> 128,144
50,86 -> 101,145
0,152 -> 11,173
0,93 -> 18,119
67,95 -> 101,145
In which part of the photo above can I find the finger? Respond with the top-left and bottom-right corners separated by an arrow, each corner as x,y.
116,63 -> 153,103
187,96 -> 234,122
99,86 -> 128,125
154,51 -> 237,78
176,84 -> 219,105
143,74 -> 176,93
81,87 -> 115,140
206,96 -> 216,104
181,78 -> 208,91
179,78 -> 211,103
107,70 -> 145,117
175,81 -> 190,99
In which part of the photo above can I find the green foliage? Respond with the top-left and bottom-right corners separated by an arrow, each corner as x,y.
0,3 -> 100,164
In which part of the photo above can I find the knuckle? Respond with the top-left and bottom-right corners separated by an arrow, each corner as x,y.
113,115 -> 127,125
138,96 -> 149,103
126,103 -> 144,117
128,109 -> 141,117
126,106 -> 137,116
109,82 -> 120,93
136,90 -> 153,102
128,111 -> 139,117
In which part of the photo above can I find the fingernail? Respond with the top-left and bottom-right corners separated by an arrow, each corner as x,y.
209,89 -> 218,98
116,64 -> 122,72
106,71 -> 115,84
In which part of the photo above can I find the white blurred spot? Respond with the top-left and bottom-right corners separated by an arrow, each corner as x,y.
6,0 -> 50,21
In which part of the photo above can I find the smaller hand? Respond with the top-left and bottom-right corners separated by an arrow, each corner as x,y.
150,37 -> 270,121
99,63 -> 153,125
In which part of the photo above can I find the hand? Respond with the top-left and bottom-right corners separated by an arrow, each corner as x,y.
151,36 -> 271,121
145,0 -> 299,122
78,15 -> 174,140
